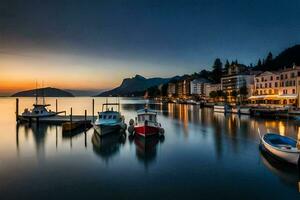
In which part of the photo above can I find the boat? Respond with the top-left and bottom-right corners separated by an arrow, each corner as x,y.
231,106 -> 251,115
251,107 -> 289,118
213,104 -> 231,113
260,133 -> 300,165
239,106 -> 251,115
93,100 -> 127,136
130,106 -> 164,137
21,86 -> 57,119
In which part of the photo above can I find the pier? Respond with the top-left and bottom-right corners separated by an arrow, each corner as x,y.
16,98 -> 95,132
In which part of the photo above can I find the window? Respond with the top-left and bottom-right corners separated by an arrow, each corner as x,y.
298,71 -> 300,76
293,89 -> 296,94
281,74 -> 283,80
261,77 -> 264,82
265,83 -> 267,88
286,81 -> 289,86
269,83 -> 271,87
275,82 -> 278,87
103,115 -> 107,119
285,74 -> 288,79
99,115 -> 102,119
276,76 -> 279,80
270,76 -> 273,80
256,79 -> 259,82
291,72 -> 295,78
113,115 -> 116,119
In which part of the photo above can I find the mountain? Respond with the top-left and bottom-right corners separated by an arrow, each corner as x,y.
65,89 -> 104,96
97,75 -> 172,96
12,87 -> 74,97
254,45 -> 300,71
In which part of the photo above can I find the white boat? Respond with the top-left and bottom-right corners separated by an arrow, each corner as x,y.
93,100 -> 127,136
239,107 -> 251,115
213,105 -> 231,113
21,87 -> 57,119
260,133 -> 300,165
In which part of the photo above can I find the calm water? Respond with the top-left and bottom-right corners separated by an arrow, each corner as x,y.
0,97 -> 300,199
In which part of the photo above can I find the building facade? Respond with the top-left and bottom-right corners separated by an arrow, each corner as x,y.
250,66 -> 300,106
204,83 -> 221,97
221,64 -> 255,102
167,83 -> 176,97
176,80 -> 190,98
190,78 -> 209,96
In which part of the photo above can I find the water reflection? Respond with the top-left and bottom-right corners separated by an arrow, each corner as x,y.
91,131 -> 126,161
131,135 -> 165,169
16,123 -> 54,161
260,146 -> 300,192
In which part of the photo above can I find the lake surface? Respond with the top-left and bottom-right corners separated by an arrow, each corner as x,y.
0,97 -> 300,199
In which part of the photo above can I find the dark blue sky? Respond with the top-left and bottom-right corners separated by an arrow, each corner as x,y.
1,0 -> 300,74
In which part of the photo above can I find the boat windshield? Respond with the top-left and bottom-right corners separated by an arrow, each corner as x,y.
138,114 -> 156,122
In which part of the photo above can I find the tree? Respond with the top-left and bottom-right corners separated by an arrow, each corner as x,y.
224,60 -> 230,74
265,52 -> 273,67
209,91 -> 217,100
212,58 -> 223,83
257,59 -> 262,68
239,86 -> 248,103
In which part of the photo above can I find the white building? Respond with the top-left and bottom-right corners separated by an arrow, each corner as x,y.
204,83 -> 221,97
190,78 -> 209,96
249,66 -> 300,106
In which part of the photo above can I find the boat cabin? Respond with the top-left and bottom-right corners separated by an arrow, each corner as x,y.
98,111 -> 121,121
136,109 -> 157,124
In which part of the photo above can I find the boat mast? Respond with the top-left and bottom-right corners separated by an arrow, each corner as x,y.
42,81 -> 45,105
35,81 -> 38,105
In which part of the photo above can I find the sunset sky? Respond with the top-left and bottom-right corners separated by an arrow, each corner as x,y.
1,0 -> 300,95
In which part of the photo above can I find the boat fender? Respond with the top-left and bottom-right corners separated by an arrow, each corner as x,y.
128,125 -> 135,134
129,119 -> 134,126
159,128 -> 165,135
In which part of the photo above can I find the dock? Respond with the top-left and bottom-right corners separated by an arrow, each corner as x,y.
15,98 -> 96,132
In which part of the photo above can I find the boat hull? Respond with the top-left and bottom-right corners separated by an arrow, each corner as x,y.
261,134 -> 300,165
134,125 -> 160,137
93,123 -> 126,136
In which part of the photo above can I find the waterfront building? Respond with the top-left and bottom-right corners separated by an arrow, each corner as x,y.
221,64 -> 255,102
167,83 -> 176,97
204,83 -> 221,97
176,79 -> 190,98
190,78 -> 209,96
249,65 -> 300,106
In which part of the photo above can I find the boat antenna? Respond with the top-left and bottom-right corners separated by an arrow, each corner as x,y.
35,80 -> 38,105
106,97 -> 108,111
42,81 -> 45,105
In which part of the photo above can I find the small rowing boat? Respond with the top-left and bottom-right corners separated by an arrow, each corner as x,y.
260,132 -> 300,165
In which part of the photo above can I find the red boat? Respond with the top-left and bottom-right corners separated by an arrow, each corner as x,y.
134,108 -> 163,137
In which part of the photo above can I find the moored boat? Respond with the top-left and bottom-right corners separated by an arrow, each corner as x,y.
21,87 -> 58,119
130,106 -> 164,137
93,101 -> 127,136
213,104 -> 231,113
260,133 -> 300,165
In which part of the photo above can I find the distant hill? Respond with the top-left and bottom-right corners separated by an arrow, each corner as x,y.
65,89 -> 104,97
254,45 -> 300,71
12,87 -> 74,97
97,75 -> 172,96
